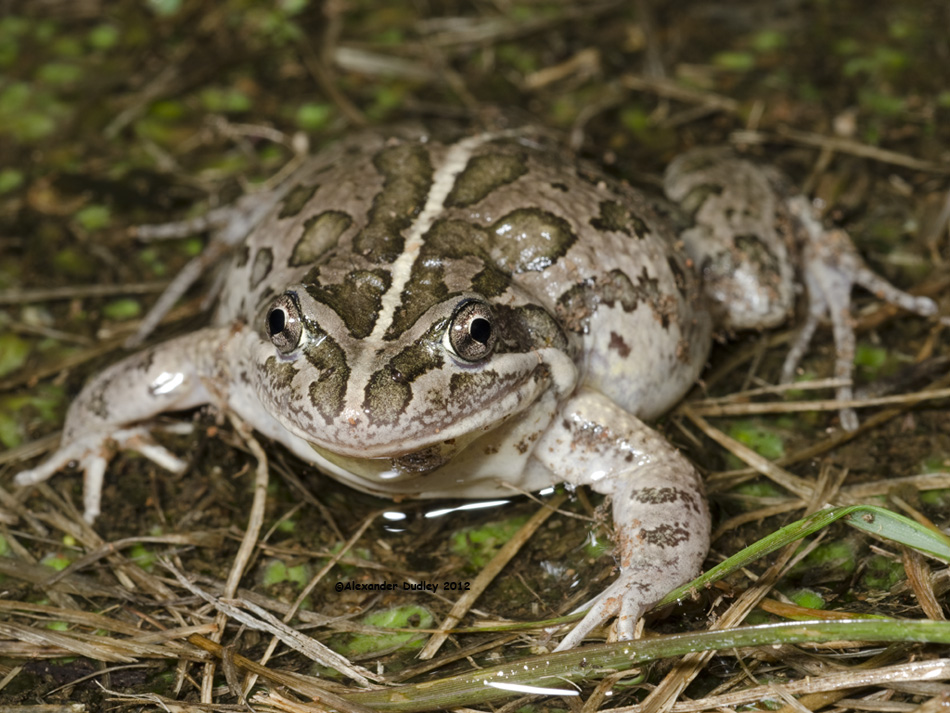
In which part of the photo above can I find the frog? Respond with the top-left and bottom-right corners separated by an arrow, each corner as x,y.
15,124 -> 940,650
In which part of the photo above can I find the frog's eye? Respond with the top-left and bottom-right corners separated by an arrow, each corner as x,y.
447,300 -> 496,362
266,294 -> 303,354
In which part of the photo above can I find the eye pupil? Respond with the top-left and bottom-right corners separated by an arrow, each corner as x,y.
469,317 -> 491,344
267,308 -> 286,336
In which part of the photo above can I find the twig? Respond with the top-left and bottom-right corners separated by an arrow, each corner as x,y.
199,413 -> 271,703
0,281 -> 170,305
733,126 -> 950,174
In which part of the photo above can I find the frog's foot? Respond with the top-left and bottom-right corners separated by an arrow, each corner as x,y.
16,427 -> 187,522
782,197 -> 940,431
553,568 -> 656,651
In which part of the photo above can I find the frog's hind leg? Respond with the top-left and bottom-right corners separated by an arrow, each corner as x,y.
125,191 -> 288,347
663,147 -> 797,332
666,148 -> 943,431
782,198 -> 940,431
126,149 -> 316,347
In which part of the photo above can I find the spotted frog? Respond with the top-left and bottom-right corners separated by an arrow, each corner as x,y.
16,125 -> 939,649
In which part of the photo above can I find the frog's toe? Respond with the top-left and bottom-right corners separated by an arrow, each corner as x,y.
552,574 -> 650,651
553,577 -> 628,651
112,426 -> 189,473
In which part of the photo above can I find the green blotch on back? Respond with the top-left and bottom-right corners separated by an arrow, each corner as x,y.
490,208 -> 577,273
290,210 -> 352,266
445,152 -> 527,207
589,199 -> 652,239
306,269 -> 390,339
278,183 -> 320,219
555,269 -> 642,334
353,143 -> 432,263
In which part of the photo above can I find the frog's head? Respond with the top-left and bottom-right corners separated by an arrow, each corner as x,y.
252,287 -> 577,468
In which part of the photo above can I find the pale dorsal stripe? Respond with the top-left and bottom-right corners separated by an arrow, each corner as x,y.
368,131 -> 499,342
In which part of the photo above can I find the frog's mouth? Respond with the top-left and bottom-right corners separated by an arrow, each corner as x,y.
308,432 -> 478,483
296,356 -> 556,456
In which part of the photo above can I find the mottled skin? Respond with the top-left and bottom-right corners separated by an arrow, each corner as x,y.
16,125 -> 938,650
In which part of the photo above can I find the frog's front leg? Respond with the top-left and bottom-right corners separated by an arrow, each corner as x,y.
534,389 -> 710,651
16,327 -> 233,521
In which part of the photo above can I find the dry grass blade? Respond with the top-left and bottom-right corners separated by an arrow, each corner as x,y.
621,73 -> 740,113
901,547 -> 945,621
186,634 -> 381,712
0,619 -> 209,664
0,705 -> 87,712
165,560 -> 377,686
666,659 -> 950,712
418,2 -> 622,48
332,47 -> 436,82
252,689 -> 378,713
687,386 -> 950,418
0,621 -> 127,663
0,281 -> 170,306
0,557 -> 133,600
679,405 -> 814,499
844,472 -> 950,499
735,126 -> 950,174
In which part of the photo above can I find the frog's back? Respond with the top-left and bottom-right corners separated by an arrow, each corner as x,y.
217,126 -> 712,418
